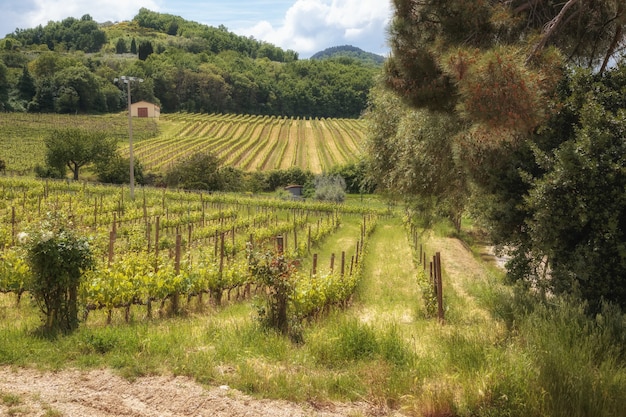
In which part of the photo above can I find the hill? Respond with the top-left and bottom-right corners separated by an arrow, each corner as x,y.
0,9 -> 378,118
310,45 -> 385,66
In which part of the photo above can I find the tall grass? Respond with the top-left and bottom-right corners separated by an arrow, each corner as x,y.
1,215 -> 625,416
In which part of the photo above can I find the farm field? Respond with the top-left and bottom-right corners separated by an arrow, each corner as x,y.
0,177 -> 625,417
0,112 -> 366,176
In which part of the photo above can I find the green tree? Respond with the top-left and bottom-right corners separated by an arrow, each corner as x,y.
17,66 -> 36,101
130,38 -> 137,54
521,69 -> 626,311
115,38 -> 128,54
382,0 -> 626,309
53,65 -> 104,112
0,61 -> 8,110
164,152 -> 223,191
365,83 -> 468,229
138,41 -> 154,61
44,129 -> 117,180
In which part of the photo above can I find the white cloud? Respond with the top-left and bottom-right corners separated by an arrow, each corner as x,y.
26,0 -> 160,26
0,0 -> 160,36
238,0 -> 392,58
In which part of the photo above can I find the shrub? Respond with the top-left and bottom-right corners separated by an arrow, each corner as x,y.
313,174 -> 346,203
21,213 -> 94,333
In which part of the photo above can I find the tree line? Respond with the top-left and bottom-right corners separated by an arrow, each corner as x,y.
0,9 -> 378,117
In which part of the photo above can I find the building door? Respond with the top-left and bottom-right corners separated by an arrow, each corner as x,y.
138,107 -> 148,117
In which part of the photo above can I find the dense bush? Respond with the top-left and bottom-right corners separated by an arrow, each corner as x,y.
95,155 -> 145,186
21,213 -> 94,333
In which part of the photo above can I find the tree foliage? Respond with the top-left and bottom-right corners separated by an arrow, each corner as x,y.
44,129 -> 117,180
521,68 -> 626,311
365,83 -> 468,228
1,9 -> 377,118
381,0 -> 626,310
9,14 -> 106,52
163,152 -> 223,191
22,213 -> 94,333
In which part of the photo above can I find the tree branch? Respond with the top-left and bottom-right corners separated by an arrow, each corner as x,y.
526,0 -> 580,64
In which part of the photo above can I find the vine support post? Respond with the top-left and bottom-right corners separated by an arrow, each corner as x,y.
435,252 -> 444,323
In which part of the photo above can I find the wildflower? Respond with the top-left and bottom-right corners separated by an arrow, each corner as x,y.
16,232 -> 29,244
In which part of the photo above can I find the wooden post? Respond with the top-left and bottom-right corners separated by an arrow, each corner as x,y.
312,253 -> 318,275
11,206 -> 15,246
435,252 -> 444,323
330,253 -> 335,272
341,251 -> 345,277
145,221 -> 151,252
154,216 -> 160,272
171,233 -> 182,315
293,224 -> 298,253
307,225 -> 312,253
214,229 -> 219,258
276,235 -> 284,255
219,233 -> 225,275
108,230 -> 115,266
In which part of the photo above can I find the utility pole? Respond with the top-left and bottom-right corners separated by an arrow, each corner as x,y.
114,75 -> 143,200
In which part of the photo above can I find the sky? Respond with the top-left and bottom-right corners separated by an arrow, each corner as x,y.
0,0 -> 393,58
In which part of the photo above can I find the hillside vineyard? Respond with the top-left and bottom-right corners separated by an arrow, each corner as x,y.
120,113 -> 366,174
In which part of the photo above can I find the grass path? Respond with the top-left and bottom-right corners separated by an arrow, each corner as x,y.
353,217 -> 420,327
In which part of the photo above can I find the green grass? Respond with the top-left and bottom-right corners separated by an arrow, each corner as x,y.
1,214 -> 625,416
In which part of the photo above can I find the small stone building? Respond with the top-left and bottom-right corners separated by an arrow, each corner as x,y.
285,184 -> 304,198
130,101 -> 160,118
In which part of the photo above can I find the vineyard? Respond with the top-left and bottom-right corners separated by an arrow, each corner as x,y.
0,112 -> 366,175
0,177 -> 386,324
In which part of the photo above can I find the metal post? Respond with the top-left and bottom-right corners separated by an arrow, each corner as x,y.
115,76 -> 143,200
126,79 -> 134,200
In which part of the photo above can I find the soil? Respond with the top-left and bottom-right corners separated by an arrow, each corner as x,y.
0,367 -> 393,417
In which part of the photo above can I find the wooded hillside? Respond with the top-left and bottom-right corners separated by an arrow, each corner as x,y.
0,8 -> 379,118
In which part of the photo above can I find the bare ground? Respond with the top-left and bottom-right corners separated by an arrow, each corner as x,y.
0,367 -> 392,417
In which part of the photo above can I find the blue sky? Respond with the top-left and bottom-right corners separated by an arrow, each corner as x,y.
0,0 -> 392,58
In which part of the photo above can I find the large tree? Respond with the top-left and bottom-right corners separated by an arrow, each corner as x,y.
44,129 -> 117,180
379,0 -> 626,310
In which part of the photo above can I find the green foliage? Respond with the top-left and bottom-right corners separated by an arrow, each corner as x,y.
95,155 -> 145,186
21,213 -> 94,333
524,95 -> 626,311
310,45 -> 385,66
520,299 -> 626,417
313,174 -> 346,203
247,248 -> 298,339
115,38 -> 127,54
0,9 -> 376,118
365,83 -> 468,228
328,160 -> 375,194
9,14 -> 106,53
163,151 -> 222,191
44,128 -> 117,181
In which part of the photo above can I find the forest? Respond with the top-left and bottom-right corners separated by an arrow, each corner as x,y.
0,8 -> 380,118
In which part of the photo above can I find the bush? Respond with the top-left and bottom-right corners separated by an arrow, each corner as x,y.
164,152 -> 222,191
95,154 -> 145,185
21,213 -> 94,333
313,174 -> 346,203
